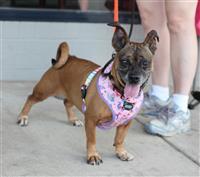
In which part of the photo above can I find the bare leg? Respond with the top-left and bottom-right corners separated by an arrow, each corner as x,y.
85,116 -> 103,165
63,100 -> 83,126
136,0 -> 198,136
79,0 -> 88,11
114,121 -> 133,161
136,0 -> 170,87
166,0 -> 198,95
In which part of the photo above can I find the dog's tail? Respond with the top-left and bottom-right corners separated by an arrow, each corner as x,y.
51,42 -> 69,69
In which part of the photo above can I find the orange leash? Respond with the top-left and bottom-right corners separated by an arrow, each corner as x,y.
114,0 -> 119,23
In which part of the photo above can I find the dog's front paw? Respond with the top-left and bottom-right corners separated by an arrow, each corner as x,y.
87,153 -> 103,165
116,151 -> 134,161
17,115 -> 28,126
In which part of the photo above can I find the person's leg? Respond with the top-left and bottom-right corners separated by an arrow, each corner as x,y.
79,0 -> 88,11
136,0 -> 170,101
144,0 -> 198,136
166,0 -> 198,112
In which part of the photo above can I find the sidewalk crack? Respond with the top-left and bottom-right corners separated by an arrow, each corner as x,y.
162,137 -> 200,167
135,118 -> 200,167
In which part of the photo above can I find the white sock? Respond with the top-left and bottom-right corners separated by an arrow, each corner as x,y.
172,94 -> 189,113
150,85 -> 169,101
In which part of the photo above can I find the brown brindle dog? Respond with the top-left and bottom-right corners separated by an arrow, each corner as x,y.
18,24 -> 159,165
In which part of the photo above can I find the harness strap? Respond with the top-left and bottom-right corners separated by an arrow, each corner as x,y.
81,67 -> 101,112
101,53 -> 115,77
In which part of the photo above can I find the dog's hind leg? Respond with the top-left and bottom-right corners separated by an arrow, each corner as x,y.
63,99 -> 83,127
17,85 -> 50,126
17,72 -> 57,126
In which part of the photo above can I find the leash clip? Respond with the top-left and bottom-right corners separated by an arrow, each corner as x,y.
81,84 -> 87,113
81,84 -> 87,99
112,53 -> 116,59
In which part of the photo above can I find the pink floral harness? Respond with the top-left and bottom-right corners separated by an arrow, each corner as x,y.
81,62 -> 144,130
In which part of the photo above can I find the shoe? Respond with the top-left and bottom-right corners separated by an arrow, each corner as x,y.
144,100 -> 191,137
141,92 -> 169,117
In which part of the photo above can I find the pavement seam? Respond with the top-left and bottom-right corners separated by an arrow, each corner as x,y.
162,137 -> 200,167
135,118 -> 200,167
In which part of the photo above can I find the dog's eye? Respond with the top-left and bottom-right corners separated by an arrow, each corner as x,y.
140,58 -> 149,69
120,59 -> 130,67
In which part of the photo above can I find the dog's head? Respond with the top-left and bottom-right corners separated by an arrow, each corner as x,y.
109,23 -> 159,98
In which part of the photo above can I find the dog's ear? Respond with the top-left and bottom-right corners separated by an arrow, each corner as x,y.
143,30 -> 159,55
108,23 -> 129,52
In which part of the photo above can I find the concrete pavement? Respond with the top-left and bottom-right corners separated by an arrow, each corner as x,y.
1,81 -> 200,176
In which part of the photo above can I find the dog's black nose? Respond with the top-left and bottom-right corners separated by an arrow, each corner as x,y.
129,75 -> 140,84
